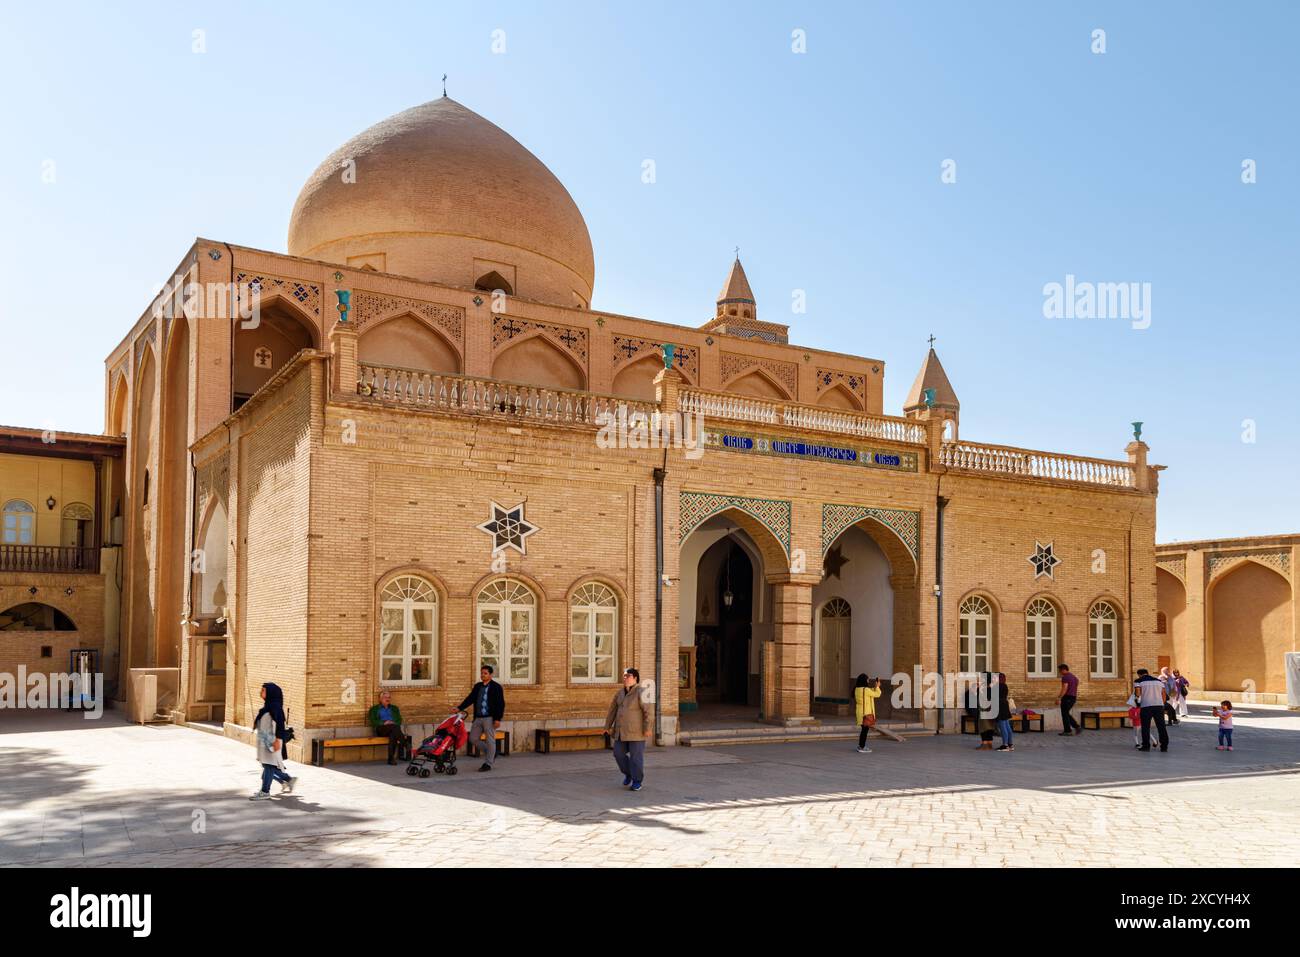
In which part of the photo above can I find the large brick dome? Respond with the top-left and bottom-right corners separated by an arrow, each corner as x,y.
288,97 -> 595,308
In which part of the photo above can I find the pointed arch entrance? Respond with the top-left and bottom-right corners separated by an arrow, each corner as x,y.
679,503 -> 791,720
817,506 -> 921,716
681,518 -> 766,714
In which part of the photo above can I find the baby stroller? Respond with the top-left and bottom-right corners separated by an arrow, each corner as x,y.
406,711 -> 468,778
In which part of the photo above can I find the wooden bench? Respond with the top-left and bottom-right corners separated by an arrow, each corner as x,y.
1014,713 -> 1045,733
311,734 -> 410,766
961,713 -> 1045,733
465,729 -> 512,758
1081,709 -> 1131,730
534,727 -> 611,754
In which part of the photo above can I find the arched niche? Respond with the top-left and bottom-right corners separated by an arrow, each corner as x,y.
129,344 -> 157,671
232,297 -> 319,409
358,313 -> 460,375
612,354 -> 666,402
1156,566 -> 1187,669
816,383 -> 861,412
1208,560 -> 1292,695
491,334 -> 586,391
159,318 -> 191,669
727,369 -> 789,401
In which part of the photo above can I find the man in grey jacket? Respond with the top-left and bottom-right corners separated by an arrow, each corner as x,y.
605,668 -> 652,791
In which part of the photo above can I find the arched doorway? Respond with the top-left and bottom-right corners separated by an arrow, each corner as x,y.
815,515 -> 917,717
816,598 -> 852,701
679,510 -> 785,720
695,535 -> 755,705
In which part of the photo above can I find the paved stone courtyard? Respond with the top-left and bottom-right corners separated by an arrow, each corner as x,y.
1,702 -> 1297,868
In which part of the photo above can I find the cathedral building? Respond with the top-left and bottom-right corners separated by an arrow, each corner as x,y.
10,96 -> 1167,751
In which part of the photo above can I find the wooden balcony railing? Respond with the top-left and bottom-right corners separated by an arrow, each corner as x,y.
356,364 -> 657,426
679,388 -> 929,445
0,545 -> 101,574
939,440 -> 1136,489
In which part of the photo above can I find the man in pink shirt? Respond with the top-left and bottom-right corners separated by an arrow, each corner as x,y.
1057,664 -> 1082,736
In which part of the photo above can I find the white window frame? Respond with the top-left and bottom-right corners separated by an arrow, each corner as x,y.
1025,598 -> 1057,677
2,500 -> 35,545
476,579 -> 536,684
570,582 -> 619,683
378,575 -> 438,686
1089,601 -> 1119,678
958,595 -> 993,674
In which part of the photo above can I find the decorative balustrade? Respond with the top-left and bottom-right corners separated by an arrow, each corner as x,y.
679,389 -> 927,444
356,364 -> 656,426
0,545 -> 100,574
939,440 -> 1136,488
352,366 -> 1138,490
678,389 -> 780,426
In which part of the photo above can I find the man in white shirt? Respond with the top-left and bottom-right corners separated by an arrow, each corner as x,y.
1134,668 -> 1169,752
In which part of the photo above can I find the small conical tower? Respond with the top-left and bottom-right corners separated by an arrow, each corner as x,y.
716,256 -> 757,321
903,343 -> 960,440
701,253 -> 789,343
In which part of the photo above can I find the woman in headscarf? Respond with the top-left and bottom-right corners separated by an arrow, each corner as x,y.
251,682 -> 296,800
967,672 -> 997,751
1158,667 -> 1180,726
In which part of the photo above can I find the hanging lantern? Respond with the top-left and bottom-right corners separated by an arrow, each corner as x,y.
722,538 -> 734,608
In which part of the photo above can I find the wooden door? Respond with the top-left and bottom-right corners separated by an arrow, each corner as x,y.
818,598 -> 852,699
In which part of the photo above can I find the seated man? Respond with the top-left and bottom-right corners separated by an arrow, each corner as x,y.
367,690 -> 408,765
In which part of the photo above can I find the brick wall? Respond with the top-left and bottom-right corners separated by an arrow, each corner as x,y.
229,362 -> 315,738
0,573 -> 106,680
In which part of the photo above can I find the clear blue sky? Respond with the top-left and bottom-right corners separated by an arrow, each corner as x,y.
1,1 -> 1295,542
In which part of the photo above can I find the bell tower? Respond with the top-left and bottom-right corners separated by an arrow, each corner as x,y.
903,340 -> 960,441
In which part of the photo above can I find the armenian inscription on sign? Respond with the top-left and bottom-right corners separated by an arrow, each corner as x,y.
704,429 -> 918,472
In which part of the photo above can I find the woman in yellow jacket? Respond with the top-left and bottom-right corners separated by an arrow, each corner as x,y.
854,673 -> 882,753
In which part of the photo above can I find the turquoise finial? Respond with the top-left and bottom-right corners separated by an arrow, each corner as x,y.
662,343 -> 676,370
1131,421 -> 1143,441
335,289 -> 351,323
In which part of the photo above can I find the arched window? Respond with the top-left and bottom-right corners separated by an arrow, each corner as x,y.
1155,611 -> 1167,634
959,595 -> 993,673
2,500 -> 35,545
379,575 -> 437,684
570,582 -> 618,682
1025,598 -> 1058,677
476,579 -> 536,683
1089,601 -> 1119,678
0,603 -> 76,631
474,271 -> 513,296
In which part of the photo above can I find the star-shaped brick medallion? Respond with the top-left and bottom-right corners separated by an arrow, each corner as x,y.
823,544 -> 849,580
477,501 -> 538,555
1027,540 -> 1061,580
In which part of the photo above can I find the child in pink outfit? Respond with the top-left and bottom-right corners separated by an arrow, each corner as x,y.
1212,700 -> 1234,750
